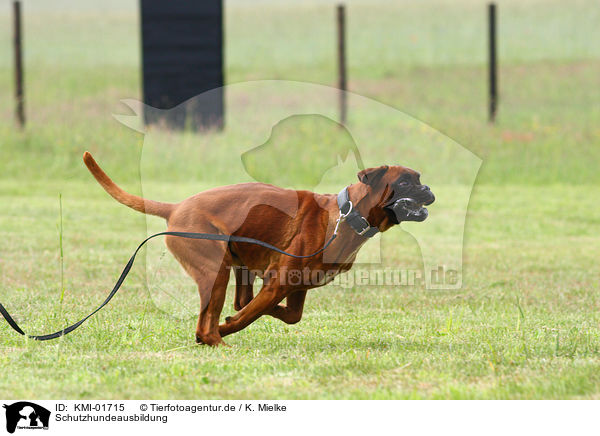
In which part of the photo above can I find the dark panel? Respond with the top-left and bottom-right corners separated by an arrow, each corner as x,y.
141,0 -> 223,130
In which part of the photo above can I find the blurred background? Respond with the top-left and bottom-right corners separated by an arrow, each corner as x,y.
0,0 -> 598,183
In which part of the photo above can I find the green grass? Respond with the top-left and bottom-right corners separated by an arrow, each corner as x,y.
0,0 -> 599,399
0,181 -> 598,399
0,179 -> 598,399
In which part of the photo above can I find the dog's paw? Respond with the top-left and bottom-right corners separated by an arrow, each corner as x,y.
196,332 -> 228,346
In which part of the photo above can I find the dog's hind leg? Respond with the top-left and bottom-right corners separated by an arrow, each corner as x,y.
266,290 -> 307,325
165,235 -> 232,346
233,267 -> 255,311
192,260 -> 231,346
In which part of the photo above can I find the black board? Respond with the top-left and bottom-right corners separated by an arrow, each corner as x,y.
140,0 -> 223,129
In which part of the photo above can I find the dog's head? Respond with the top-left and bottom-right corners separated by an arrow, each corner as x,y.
357,165 -> 435,226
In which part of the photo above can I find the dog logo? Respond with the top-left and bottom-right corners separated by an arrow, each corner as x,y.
2,402 -> 50,433
113,80 -> 481,322
241,114 -> 366,191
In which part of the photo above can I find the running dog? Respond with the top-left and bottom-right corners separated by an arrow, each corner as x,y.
83,152 -> 434,345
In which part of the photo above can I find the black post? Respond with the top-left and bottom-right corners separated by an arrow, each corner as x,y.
337,4 -> 347,125
488,3 -> 497,123
13,0 -> 25,128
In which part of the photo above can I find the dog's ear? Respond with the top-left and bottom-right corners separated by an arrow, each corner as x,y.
357,166 -> 388,186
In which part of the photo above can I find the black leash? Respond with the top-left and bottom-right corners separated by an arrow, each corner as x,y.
0,230 -> 338,342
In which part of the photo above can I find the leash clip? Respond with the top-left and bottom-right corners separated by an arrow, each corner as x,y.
333,211 -> 345,235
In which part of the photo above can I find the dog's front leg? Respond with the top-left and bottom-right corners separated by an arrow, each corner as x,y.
219,282 -> 285,337
266,290 -> 307,324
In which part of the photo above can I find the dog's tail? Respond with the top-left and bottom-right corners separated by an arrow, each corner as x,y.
83,151 -> 174,219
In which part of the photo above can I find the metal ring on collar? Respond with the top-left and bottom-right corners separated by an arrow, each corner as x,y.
340,200 -> 353,217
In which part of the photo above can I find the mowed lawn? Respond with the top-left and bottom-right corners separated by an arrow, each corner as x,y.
0,181 -> 599,399
0,0 -> 599,399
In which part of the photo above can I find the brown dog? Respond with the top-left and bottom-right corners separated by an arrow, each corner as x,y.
83,152 -> 434,345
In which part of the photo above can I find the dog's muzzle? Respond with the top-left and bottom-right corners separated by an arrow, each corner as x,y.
385,185 -> 435,223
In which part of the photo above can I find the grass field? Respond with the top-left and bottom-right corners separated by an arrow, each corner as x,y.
0,0 -> 599,399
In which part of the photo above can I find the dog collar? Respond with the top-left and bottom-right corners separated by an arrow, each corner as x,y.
337,186 -> 379,238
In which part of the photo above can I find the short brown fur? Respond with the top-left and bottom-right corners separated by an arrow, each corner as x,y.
84,152 -> 421,345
